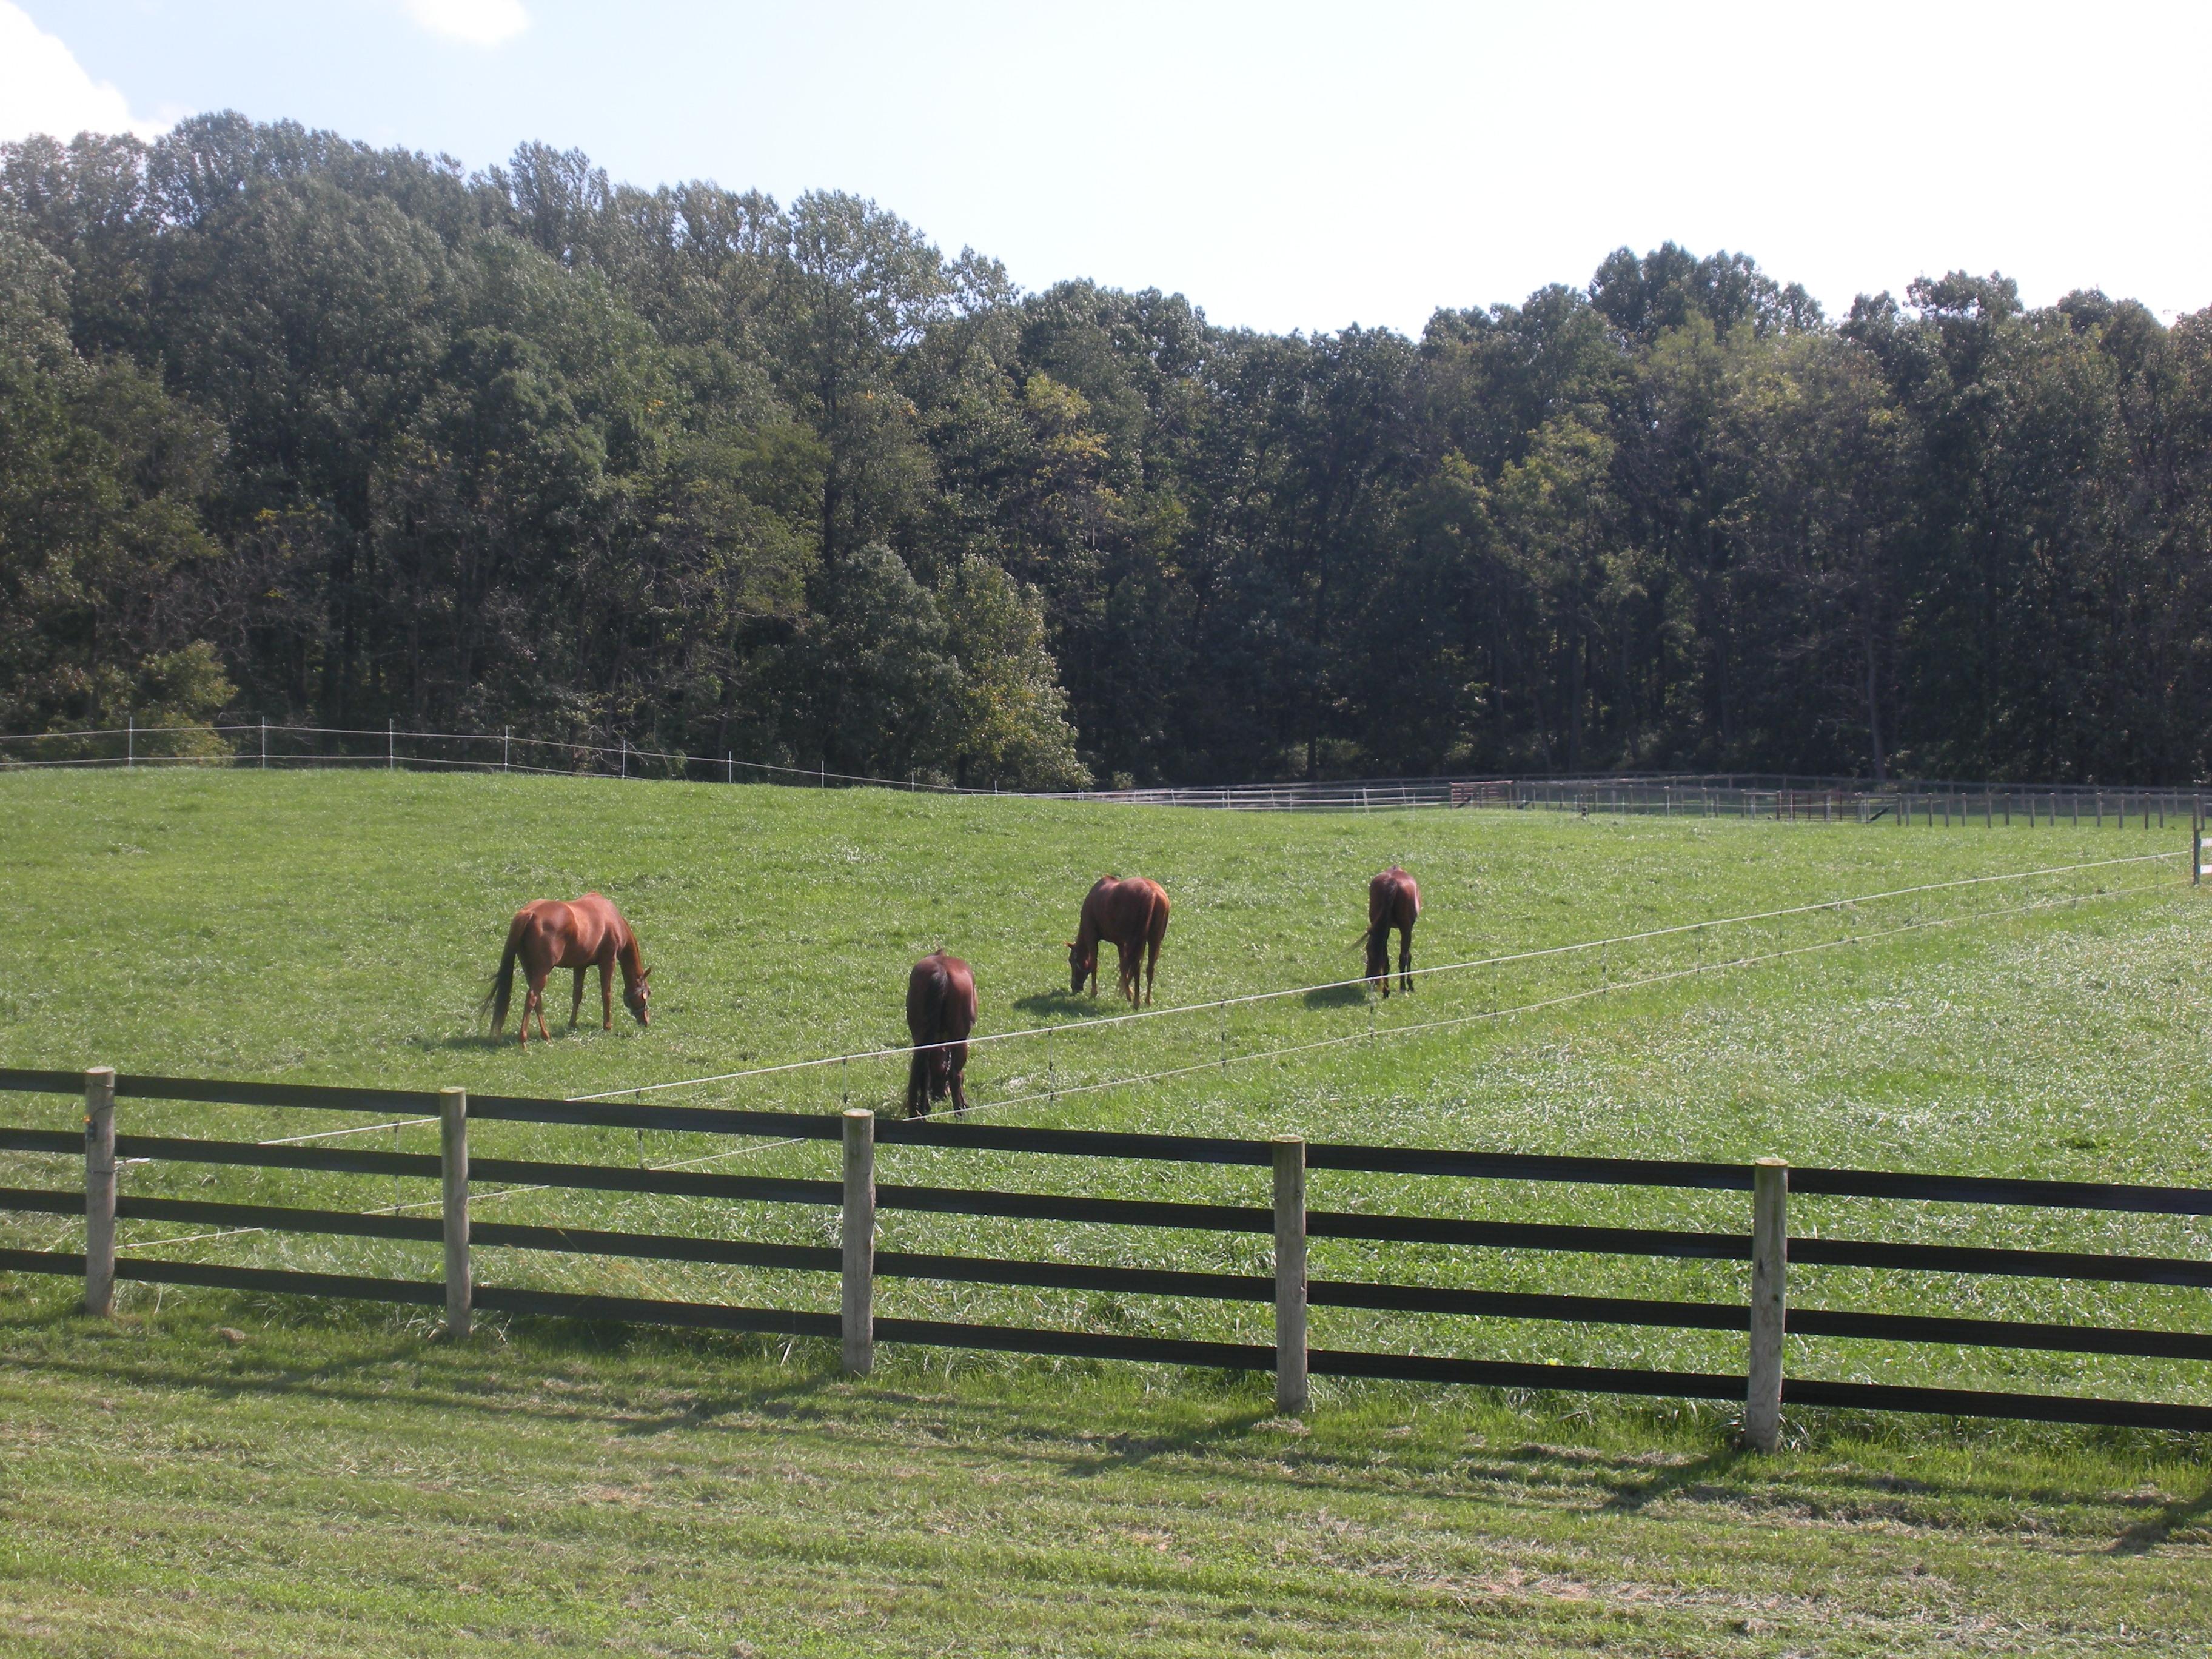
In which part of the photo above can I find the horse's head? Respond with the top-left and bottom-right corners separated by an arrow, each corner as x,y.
1362,925 -> 1389,985
1066,939 -> 1092,993
625,965 -> 652,1027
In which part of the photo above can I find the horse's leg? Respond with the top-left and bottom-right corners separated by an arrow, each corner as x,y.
1401,925 -> 1414,994
521,971 -> 549,1045
570,967 -> 586,1028
600,953 -> 615,1031
949,1044 -> 968,1113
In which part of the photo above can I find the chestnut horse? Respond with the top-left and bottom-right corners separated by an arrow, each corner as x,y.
1069,875 -> 1171,1006
486,893 -> 651,1047
905,950 -> 977,1117
1366,866 -> 1421,996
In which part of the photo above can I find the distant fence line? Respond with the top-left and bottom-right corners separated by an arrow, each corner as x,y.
0,720 -> 2204,826
5,1068 -> 2212,1439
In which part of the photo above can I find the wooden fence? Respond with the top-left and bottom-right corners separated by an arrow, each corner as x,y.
4,1068 -> 2211,1442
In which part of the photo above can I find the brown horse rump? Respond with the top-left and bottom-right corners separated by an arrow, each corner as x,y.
1366,866 -> 1421,995
905,950 -> 977,1117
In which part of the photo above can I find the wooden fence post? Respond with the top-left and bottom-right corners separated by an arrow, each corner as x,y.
440,1086 -> 470,1338
842,1108 -> 875,1376
82,1067 -> 116,1316
1273,1134 -> 1309,1415
1746,1156 -> 1788,1453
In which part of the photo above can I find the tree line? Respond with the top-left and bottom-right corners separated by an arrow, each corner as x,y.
4,113 -> 2208,786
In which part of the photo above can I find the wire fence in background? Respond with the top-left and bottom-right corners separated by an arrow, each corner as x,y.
1,719 -> 2204,826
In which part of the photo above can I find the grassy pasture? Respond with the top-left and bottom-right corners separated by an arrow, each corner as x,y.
3,769 -> 2210,1654
0,768 -> 2207,1406
1,1306 -> 2208,1658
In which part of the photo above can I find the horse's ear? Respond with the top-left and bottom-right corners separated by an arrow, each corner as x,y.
639,965 -> 652,981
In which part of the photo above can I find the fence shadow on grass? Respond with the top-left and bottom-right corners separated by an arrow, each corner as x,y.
2109,1480 -> 2212,1554
0,1292 -> 846,1429
1058,1403 -> 1279,1478
615,1373 -> 848,1438
1598,1446 -> 1748,1513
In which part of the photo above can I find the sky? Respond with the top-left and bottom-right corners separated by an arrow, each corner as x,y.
4,1 -> 2210,336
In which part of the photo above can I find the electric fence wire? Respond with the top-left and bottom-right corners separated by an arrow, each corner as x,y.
565,850 -> 2183,1104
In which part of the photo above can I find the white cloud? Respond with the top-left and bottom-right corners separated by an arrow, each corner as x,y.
402,0 -> 529,46
0,2 -> 167,145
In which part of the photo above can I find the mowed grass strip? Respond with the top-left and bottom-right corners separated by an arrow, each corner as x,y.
2,769 -> 2210,1405
1,1296 -> 2208,1658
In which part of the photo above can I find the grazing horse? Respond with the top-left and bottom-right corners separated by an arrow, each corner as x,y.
486,893 -> 651,1047
1068,875 -> 1171,1006
905,951 -> 977,1117
1365,866 -> 1421,996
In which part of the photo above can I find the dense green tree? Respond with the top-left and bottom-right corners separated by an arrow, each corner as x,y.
4,115 -> 2206,785
0,214 -> 230,745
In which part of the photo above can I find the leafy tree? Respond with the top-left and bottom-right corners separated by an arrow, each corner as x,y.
4,113 -> 2208,786
941,558 -> 1089,788
0,215 -> 229,744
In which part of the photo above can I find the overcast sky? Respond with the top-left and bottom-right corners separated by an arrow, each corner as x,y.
6,1 -> 2209,335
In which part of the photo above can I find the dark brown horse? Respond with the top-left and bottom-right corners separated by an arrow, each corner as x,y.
486,893 -> 651,1047
1068,875 -> 1171,1006
1365,866 -> 1420,996
905,951 -> 977,1117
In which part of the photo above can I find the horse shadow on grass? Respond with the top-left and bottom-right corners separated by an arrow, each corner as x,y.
1301,982 -> 1369,1010
1011,989 -> 1098,1017
408,1025 -> 640,1056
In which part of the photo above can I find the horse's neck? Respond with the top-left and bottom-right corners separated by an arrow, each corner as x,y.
1075,912 -> 1101,952
615,933 -> 643,985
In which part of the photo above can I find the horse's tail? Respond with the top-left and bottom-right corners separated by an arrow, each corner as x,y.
483,918 -> 523,1034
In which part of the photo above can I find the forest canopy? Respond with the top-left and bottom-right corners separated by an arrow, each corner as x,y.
4,114 -> 2208,786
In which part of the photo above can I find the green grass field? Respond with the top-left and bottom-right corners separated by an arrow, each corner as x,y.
2,769 -> 2209,1653
3,1309 -> 2208,1658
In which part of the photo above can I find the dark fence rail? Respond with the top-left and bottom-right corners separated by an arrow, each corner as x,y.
4,1068 -> 2211,1438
